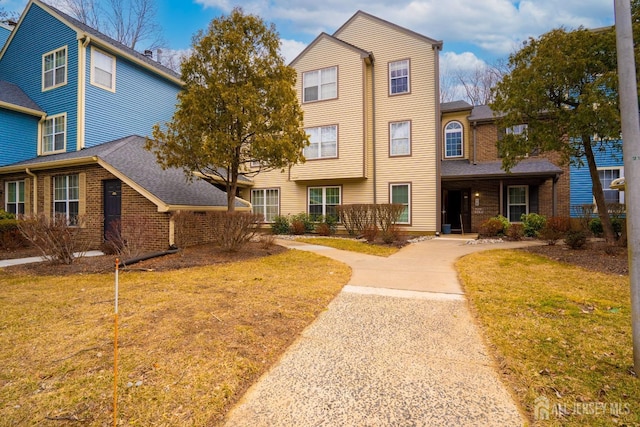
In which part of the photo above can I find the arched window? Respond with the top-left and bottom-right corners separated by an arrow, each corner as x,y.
444,121 -> 463,158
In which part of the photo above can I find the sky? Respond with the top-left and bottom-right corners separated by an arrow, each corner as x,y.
3,0 -> 617,76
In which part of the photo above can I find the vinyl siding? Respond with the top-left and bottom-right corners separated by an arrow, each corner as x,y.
442,111 -> 471,160
336,14 -> 439,231
0,2 -> 79,152
570,143 -> 624,216
0,26 -> 10,49
83,44 -> 180,147
0,108 -> 40,166
289,37 -> 367,181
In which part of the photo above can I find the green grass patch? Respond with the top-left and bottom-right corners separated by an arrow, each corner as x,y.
457,250 -> 639,426
296,237 -> 399,257
0,251 -> 350,425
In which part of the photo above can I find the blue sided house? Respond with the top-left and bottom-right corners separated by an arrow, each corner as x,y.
570,143 -> 624,217
0,0 -> 246,251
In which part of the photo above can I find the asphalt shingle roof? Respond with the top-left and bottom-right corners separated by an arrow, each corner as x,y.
5,135 -> 245,208
0,80 -> 43,112
441,100 -> 473,112
441,159 -> 563,180
43,1 -> 181,81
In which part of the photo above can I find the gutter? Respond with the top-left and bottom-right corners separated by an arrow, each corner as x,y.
0,156 -> 99,174
434,43 -> 443,233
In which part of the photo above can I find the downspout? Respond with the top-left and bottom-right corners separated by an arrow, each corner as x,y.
77,34 -> 91,150
434,42 -> 443,233
25,168 -> 37,214
371,55 -> 377,206
552,174 -> 559,216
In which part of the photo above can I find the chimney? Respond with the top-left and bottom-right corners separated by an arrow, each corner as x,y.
143,49 -> 153,59
156,49 -> 163,64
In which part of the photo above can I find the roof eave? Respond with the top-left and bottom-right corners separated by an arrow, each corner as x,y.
0,156 -> 98,174
0,100 -> 45,117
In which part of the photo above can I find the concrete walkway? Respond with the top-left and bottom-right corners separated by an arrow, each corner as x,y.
224,236 -> 539,426
0,250 -> 104,267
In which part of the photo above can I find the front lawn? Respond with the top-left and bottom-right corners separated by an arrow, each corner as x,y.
296,237 -> 400,257
458,250 -> 639,426
0,250 -> 350,425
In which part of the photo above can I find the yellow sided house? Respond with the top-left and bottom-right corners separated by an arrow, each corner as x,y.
244,11 -> 443,233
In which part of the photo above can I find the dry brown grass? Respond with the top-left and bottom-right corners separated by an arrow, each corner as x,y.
458,250 -> 639,426
296,237 -> 400,257
0,250 -> 350,426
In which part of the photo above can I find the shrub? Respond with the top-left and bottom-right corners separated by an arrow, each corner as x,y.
505,223 -> 524,241
478,216 -> 509,238
375,204 -> 405,234
172,211 -> 202,248
0,209 -> 16,220
565,230 -> 588,249
291,213 -> 314,234
539,216 -> 571,245
17,214 -> 89,264
0,218 -> 27,250
589,217 -> 623,239
271,215 -> 290,235
315,222 -> 332,236
337,204 -> 375,236
314,215 -> 338,236
381,226 -> 403,244
363,225 -> 378,243
259,233 -> 276,249
521,213 -> 546,237
103,216 -> 156,258
205,211 -> 262,252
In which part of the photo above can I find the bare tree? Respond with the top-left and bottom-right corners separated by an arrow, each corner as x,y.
440,59 -> 507,105
51,0 -> 164,51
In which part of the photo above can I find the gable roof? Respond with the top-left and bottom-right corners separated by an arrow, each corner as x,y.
1,0 -> 181,86
333,10 -> 442,49
441,100 -> 473,113
0,135 -> 249,211
441,159 -> 563,180
0,80 -> 44,116
290,32 -> 372,67
468,105 -> 496,122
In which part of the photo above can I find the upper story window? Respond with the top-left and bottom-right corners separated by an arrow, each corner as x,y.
42,114 -> 66,154
390,121 -> 411,156
5,180 -> 25,215
304,125 -> 337,160
389,59 -> 409,95
43,47 -> 67,90
444,121 -> 463,158
91,47 -> 116,91
303,66 -> 337,102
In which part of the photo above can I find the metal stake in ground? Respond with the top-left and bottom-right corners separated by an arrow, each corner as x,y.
615,0 -> 640,374
113,258 -> 119,426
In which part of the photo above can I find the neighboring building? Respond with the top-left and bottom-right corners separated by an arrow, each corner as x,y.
570,144 -> 624,217
0,0 -> 240,251
440,102 -> 570,233
244,11 -> 443,233
0,21 -> 13,48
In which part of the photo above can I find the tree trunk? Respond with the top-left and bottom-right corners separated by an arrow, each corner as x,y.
583,134 -> 616,245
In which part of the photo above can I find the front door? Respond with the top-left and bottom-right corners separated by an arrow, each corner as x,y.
444,189 -> 472,233
103,179 -> 122,241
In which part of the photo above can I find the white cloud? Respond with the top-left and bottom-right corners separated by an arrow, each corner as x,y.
440,51 -> 487,75
280,38 -> 307,64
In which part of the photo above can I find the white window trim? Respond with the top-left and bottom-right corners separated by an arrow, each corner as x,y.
507,185 -> 529,223
40,113 -> 67,155
594,166 -> 625,206
308,186 -> 341,218
390,121 -> 411,156
53,174 -> 80,225
42,46 -> 68,91
389,59 -> 410,95
390,183 -> 411,224
304,125 -> 338,160
444,121 -> 464,158
251,188 -> 279,223
5,180 -> 25,215
90,47 -> 116,92
302,66 -> 337,103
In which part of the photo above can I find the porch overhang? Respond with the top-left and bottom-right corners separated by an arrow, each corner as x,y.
441,159 -> 563,181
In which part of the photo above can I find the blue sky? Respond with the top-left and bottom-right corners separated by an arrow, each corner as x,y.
4,0 -> 617,73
